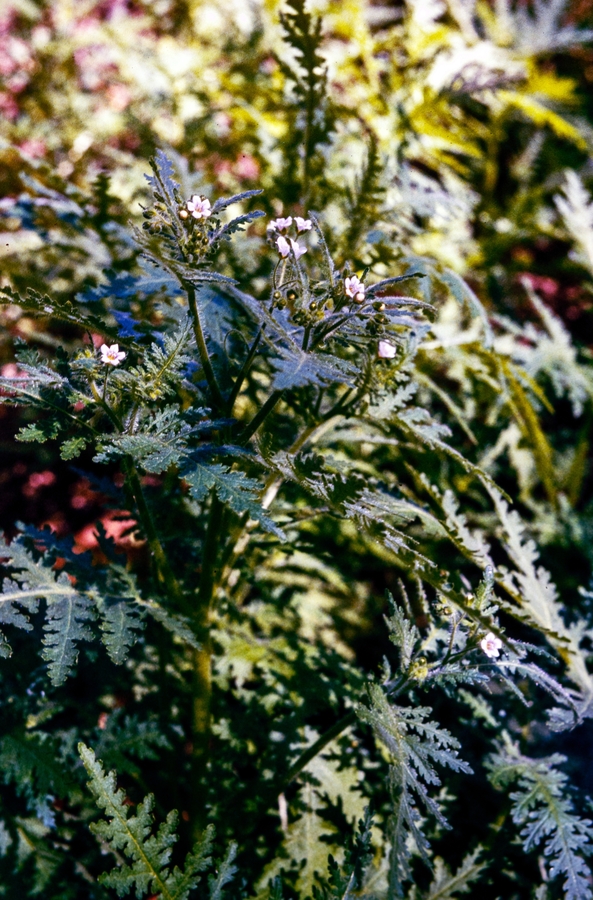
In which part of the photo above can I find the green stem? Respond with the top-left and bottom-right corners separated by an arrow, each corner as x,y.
284,711 -> 357,786
239,389 -> 284,444
123,462 -> 184,603
186,283 -> 225,411
189,493 -> 225,839
226,326 -> 265,415
89,381 -> 183,601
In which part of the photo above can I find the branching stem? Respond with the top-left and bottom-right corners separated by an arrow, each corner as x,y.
239,389 -> 284,444
283,710 -> 357,786
226,326 -> 265,415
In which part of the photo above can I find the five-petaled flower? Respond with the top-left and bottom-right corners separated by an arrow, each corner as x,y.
344,275 -> 365,302
187,195 -> 212,219
100,344 -> 126,366
295,217 -> 312,233
377,340 -> 397,359
480,632 -> 503,659
268,216 -> 293,232
276,236 -> 307,260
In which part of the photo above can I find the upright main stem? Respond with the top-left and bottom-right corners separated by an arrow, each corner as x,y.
189,493 -> 224,839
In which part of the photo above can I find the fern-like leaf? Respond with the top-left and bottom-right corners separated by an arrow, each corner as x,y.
487,742 -> 593,900
0,535 -> 94,684
357,685 -> 471,895
79,743 -> 221,900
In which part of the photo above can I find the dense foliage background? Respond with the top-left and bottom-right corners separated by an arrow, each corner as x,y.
2,1 -> 593,898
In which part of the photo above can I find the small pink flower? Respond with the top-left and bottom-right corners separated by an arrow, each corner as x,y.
480,632 -> 503,659
377,340 -> 397,359
289,239 -> 307,260
100,343 -> 126,366
186,195 -> 212,219
268,216 -> 293,232
294,217 -> 312,233
344,275 -> 365,302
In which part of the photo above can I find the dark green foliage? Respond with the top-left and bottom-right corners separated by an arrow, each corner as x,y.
79,743 -> 231,900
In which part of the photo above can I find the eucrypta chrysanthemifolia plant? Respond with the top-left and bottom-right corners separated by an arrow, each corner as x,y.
0,151 -> 593,900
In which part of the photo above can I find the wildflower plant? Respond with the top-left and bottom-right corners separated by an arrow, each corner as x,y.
0,140 -> 592,900
0,2 -> 592,899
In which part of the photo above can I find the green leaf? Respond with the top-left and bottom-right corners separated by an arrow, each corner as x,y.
79,743 -> 223,900
183,462 -> 285,539
0,535 -> 94,684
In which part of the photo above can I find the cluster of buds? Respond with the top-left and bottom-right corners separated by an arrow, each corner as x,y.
408,655 -> 429,682
177,194 -> 214,259
344,275 -> 366,304
141,194 -> 173,236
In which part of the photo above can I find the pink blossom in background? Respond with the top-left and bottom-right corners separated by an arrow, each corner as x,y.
23,471 -> 57,498
106,83 -> 131,111
0,92 -> 19,120
18,139 -> 46,159
236,153 -> 260,180
377,340 -> 397,359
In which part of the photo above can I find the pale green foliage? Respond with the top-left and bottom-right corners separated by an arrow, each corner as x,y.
555,171 -> 593,277
408,847 -> 486,900
487,740 -> 593,900
259,736 -> 367,897
357,685 -> 472,895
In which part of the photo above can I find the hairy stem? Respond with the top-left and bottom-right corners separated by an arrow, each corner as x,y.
186,283 -> 225,410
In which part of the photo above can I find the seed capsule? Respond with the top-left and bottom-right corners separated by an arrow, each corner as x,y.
273,291 -> 282,300
372,301 -> 385,311
179,209 -> 189,220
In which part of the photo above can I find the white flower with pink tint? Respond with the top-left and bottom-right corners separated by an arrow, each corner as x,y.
377,340 -> 397,359
276,237 -> 307,260
344,275 -> 365,302
294,217 -> 312,233
268,216 -> 293,232
186,195 -> 212,219
480,632 -> 503,659
100,343 -> 126,366
289,239 -> 307,260
276,236 -> 291,257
